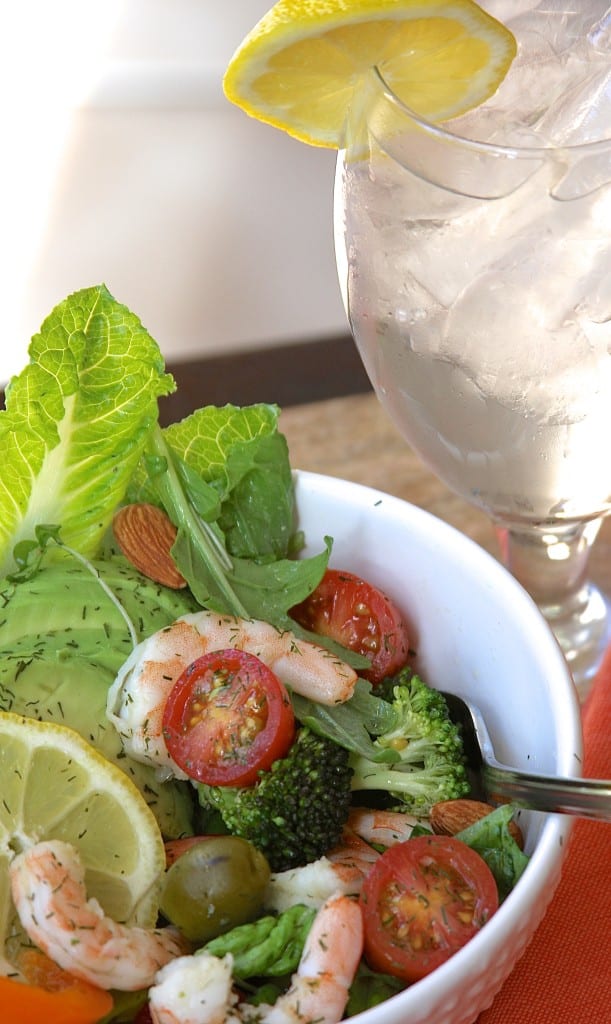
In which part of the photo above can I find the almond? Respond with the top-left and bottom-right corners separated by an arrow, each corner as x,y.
113,503 -> 187,589
430,798 -> 524,849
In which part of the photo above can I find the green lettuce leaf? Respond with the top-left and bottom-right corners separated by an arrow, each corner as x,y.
346,963 -> 404,1015
131,403 -> 294,560
290,678 -> 400,761
0,284 -> 174,576
457,804 -> 530,900
202,904 -> 316,979
130,409 -> 336,628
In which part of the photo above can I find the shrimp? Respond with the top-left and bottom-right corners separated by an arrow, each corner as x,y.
265,807 -> 423,913
9,840 -> 188,991
149,951 -> 237,1024
261,892 -> 363,1024
148,893 -> 364,1024
265,853 -> 370,913
344,807 -> 425,848
106,611 -> 357,779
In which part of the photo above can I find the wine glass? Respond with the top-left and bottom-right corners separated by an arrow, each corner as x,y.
333,2 -> 611,697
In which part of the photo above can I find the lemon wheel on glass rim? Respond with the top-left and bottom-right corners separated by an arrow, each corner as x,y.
223,0 -> 517,148
0,712 -> 166,967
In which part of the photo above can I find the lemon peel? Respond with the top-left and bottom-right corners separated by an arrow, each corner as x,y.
223,0 -> 517,148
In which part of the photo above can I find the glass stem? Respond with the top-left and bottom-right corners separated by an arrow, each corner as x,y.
494,518 -> 609,698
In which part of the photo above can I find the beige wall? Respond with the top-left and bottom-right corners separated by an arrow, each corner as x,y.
1,2 -> 347,385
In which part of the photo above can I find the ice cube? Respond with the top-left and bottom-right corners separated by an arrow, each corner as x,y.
439,221 -> 608,420
462,3 -> 611,148
535,60 -> 611,146
589,7 -> 611,52
506,2 -> 611,57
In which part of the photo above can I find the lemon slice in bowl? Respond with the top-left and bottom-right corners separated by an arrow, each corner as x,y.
223,0 -> 516,148
0,712 -> 166,966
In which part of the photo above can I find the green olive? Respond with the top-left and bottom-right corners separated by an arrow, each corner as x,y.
159,835 -> 271,943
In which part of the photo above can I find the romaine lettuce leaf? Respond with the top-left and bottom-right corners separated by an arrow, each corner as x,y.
0,285 -> 174,576
161,402 -> 281,486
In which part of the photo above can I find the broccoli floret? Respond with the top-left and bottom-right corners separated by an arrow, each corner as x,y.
349,669 -> 470,815
197,728 -> 353,872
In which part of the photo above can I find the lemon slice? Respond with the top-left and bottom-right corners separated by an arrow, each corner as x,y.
0,712 -> 166,967
223,0 -> 517,147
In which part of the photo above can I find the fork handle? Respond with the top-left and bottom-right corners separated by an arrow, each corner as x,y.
483,765 -> 611,822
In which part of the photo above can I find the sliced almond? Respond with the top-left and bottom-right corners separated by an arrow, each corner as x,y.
113,503 -> 187,589
430,798 -> 524,849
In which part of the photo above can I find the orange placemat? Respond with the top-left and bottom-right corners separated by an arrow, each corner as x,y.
479,648 -> 611,1023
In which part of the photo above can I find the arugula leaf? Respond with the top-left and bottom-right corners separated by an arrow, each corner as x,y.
142,427 -> 250,615
0,285 -> 173,576
291,679 -> 400,761
219,432 -> 295,560
457,804 -> 529,900
138,414 -> 332,625
227,542 -> 333,627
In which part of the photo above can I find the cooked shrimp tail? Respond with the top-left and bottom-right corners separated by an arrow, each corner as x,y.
9,840 -> 188,991
263,892 -> 364,1024
148,893 -> 364,1024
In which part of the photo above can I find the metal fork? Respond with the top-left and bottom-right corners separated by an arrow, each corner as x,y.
441,691 -> 611,822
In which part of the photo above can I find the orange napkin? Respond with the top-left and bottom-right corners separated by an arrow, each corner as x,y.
478,647 -> 611,1023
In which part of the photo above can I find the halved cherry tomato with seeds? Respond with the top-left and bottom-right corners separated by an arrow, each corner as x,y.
162,649 -> 295,786
291,568 -> 410,684
360,835 -> 499,983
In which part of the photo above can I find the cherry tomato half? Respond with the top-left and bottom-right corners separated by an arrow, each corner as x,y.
162,649 -> 295,786
291,568 -> 410,684
360,835 -> 499,983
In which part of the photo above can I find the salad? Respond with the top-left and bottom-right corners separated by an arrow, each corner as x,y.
0,286 -> 528,1024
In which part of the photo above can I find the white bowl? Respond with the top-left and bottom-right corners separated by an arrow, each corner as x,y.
293,470 -> 581,1024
